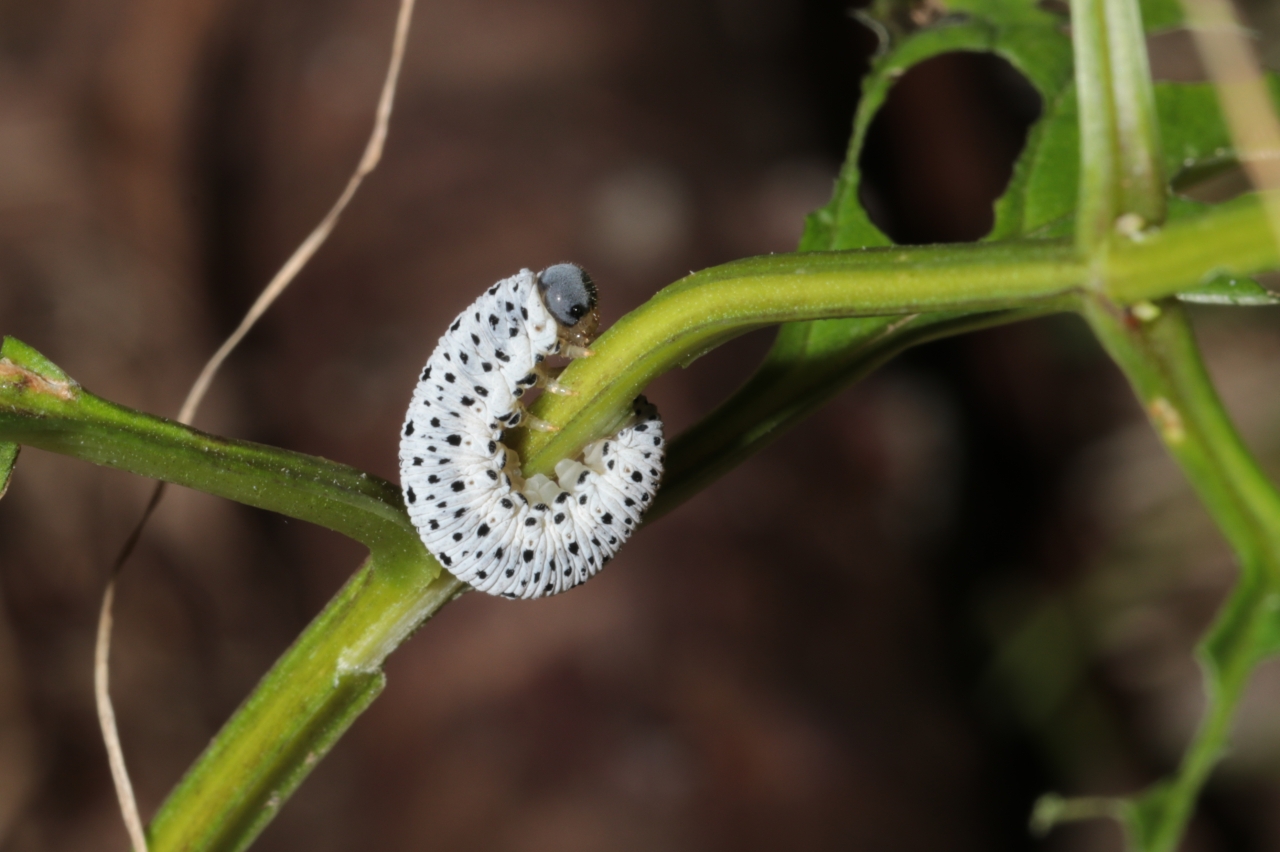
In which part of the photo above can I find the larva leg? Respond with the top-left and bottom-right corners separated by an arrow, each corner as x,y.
535,363 -> 577,396
561,343 -> 594,359
524,413 -> 560,433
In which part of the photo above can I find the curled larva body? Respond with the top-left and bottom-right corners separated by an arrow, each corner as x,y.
399,266 -> 664,599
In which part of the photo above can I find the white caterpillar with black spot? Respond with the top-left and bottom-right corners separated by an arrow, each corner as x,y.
399,264 -> 664,598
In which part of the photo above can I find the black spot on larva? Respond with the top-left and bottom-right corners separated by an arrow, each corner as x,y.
520,372 -> 537,386
475,385 -> 489,397
427,474 -> 439,484
459,352 -> 468,364
494,349 -> 509,362
579,495 -> 588,505
446,434 -> 462,446
421,366 -> 432,380
488,314 -> 499,327
477,523 -> 490,536
564,567 -> 572,576
624,518 -> 633,526
430,417 -> 440,427
450,320 -> 460,332
501,498 -> 513,509
521,307 -> 528,320
443,352 -> 451,361
505,568 -> 515,577
406,487 -> 417,503
589,555 -> 596,564
607,460 -> 615,470
535,353 -> 545,363
568,542 -> 579,555
631,471 -> 643,483
554,513 -> 565,524
471,333 -> 481,345
601,513 -> 613,525
460,396 -> 475,407
488,285 -> 498,295
505,301 -> 514,311
474,312 -> 480,321
404,421 -> 415,436
525,517 -> 537,527
440,554 -> 452,566
444,373 -> 456,383
591,538 -> 600,547
452,532 -> 463,542
495,547 -> 504,559
436,501 -> 447,509
523,550 -> 534,562
488,440 -> 497,453
451,481 -> 465,492
578,471 -> 590,484
509,326 -> 519,338
641,493 -> 650,502
450,410 -> 460,417
555,492 -> 569,504
608,536 -> 617,545
625,497 -> 635,506
413,458 -> 423,466
454,507 -> 467,518
544,583 -> 554,593
428,519 -> 439,530
650,468 -> 658,476
643,452 -> 651,459
482,362 -> 493,372
534,503 -> 548,512
513,388 -> 523,398
477,571 -> 487,579
486,470 -> 498,481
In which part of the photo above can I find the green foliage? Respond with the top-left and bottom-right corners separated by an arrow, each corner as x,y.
0,441 -> 16,501
1,0 -> 1279,849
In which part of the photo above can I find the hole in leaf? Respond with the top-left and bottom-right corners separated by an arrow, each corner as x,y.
857,51 -> 1042,244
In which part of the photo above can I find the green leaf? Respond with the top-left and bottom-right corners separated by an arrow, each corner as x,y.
0,441 -> 16,501
994,75 -> 1280,243
1139,0 -> 1184,32
1176,274 -> 1280,305
660,2 -> 1075,507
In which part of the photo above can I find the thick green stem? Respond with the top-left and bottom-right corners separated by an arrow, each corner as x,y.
519,199 -> 1280,477
149,563 -> 464,852
1081,298 -> 1280,852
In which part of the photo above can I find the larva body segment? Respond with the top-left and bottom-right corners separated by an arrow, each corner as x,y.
399,266 -> 664,598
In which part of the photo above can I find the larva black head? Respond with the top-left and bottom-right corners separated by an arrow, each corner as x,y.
537,263 -> 598,328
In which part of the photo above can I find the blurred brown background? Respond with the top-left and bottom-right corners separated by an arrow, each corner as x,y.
1,0 -> 1279,850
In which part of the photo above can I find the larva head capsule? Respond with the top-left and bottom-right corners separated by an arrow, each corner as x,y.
537,263 -> 600,351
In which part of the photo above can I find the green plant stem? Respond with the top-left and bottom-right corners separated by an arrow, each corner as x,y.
0,338 -> 417,557
1105,0 -> 1166,225
4,188 -> 1280,851
1081,298 -> 1280,852
1071,0 -> 1121,255
519,197 -> 1280,476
